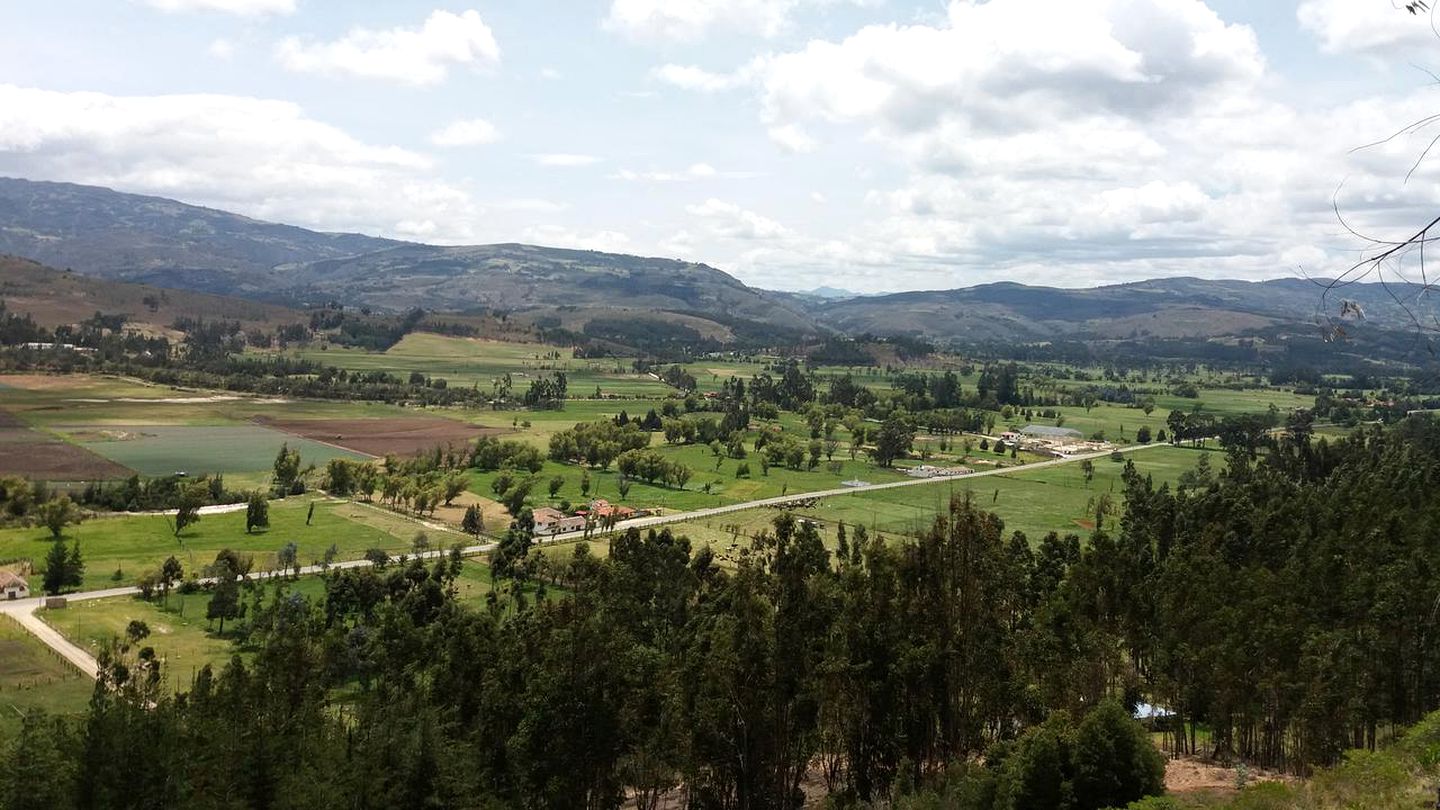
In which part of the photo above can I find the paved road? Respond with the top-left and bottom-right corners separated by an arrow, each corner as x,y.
2,441 -> 1175,679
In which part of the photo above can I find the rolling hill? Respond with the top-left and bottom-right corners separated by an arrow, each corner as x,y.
2,176 -> 1435,350
800,277 -> 1440,344
0,177 -> 814,342
0,254 -> 304,334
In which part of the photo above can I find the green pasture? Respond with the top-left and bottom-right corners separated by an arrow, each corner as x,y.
290,333 -> 674,398
41,594 -> 246,697
58,424 -> 370,476
670,444 -> 1223,555
0,497 -> 431,592
0,614 -> 94,739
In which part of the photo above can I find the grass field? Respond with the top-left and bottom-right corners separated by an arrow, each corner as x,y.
669,444 -> 1223,558
59,424 -> 371,476
290,333 -> 675,399
0,614 -> 94,740
40,593 -> 245,697
0,497 -> 439,592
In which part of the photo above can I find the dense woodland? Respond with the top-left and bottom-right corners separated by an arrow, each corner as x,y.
4,415 -> 1440,809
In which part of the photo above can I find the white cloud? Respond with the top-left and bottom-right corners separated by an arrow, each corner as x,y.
207,38 -> 237,60
0,84 -> 491,243
531,153 -> 602,167
767,123 -> 816,153
1298,0 -> 1437,57
429,118 -> 501,146
276,10 -> 500,86
520,225 -> 632,253
604,0 -> 872,42
612,162 -> 757,182
143,0 -> 293,15
605,0 -> 792,41
686,198 -> 792,240
651,62 -> 756,92
539,67 -> 562,80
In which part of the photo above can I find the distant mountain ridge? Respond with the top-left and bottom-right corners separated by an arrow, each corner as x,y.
800,277 -> 1437,343
0,177 -> 814,340
0,176 -> 1430,347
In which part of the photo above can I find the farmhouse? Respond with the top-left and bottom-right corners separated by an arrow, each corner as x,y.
0,571 -> 30,600
532,507 -> 586,536
577,499 -> 638,521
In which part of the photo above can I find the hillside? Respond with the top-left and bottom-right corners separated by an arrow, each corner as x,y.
0,178 -> 815,343
805,277 -> 1439,343
5,176 -> 1436,350
0,254 -> 304,333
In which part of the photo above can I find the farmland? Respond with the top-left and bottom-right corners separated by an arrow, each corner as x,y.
0,497 -> 447,592
289,332 -> 675,399
58,424 -> 371,476
0,614 -> 93,738
669,443 -> 1223,556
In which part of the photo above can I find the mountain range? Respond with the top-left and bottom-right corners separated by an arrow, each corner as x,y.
1,176 -> 1432,348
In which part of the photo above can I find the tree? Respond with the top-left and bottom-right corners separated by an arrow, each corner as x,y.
502,479 -> 534,517
160,556 -> 183,604
272,442 -> 304,496
125,620 -> 150,646
548,475 -> 565,499
276,542 -> 298,578
1071,701 -> 1165,810
205,550 -> 246,633
443,473 -> 468,506
462,504 -> 483,538
38,495 -> 81,539
42,539 -> 70,595
1080,459 -> 1095,487
617,476 -> 633,499
871,410 -> 915,467
174,481 -> 208,537
245,491 -> 269,534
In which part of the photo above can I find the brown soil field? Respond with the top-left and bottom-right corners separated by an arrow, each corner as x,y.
0,410 -> 134,481
254,416 -> 501,458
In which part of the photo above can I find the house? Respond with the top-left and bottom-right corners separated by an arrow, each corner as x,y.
532,507 -> 586,536
0,571 -> 30,601
577,498 -> 636,521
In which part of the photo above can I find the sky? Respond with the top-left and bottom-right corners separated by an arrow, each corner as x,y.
2,0 -> 1440,293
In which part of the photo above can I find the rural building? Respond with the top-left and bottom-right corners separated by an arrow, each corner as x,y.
577,499 -> 637,521
531,507 -> 586,536
0,571 -> 30,600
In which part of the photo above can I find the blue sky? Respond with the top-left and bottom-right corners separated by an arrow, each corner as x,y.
2,0 -> 1439,293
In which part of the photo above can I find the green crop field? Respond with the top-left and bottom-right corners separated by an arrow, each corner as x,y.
58,424 -> 371,476
0,497 -> 439,592
289,333 -> 675,399
0,614 -> 94,739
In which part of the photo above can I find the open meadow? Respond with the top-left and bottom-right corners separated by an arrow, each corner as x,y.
0,614 -> 93,738
668,444 -> 1224,561
0,497 -> 454,592
290,333 -> 675,399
